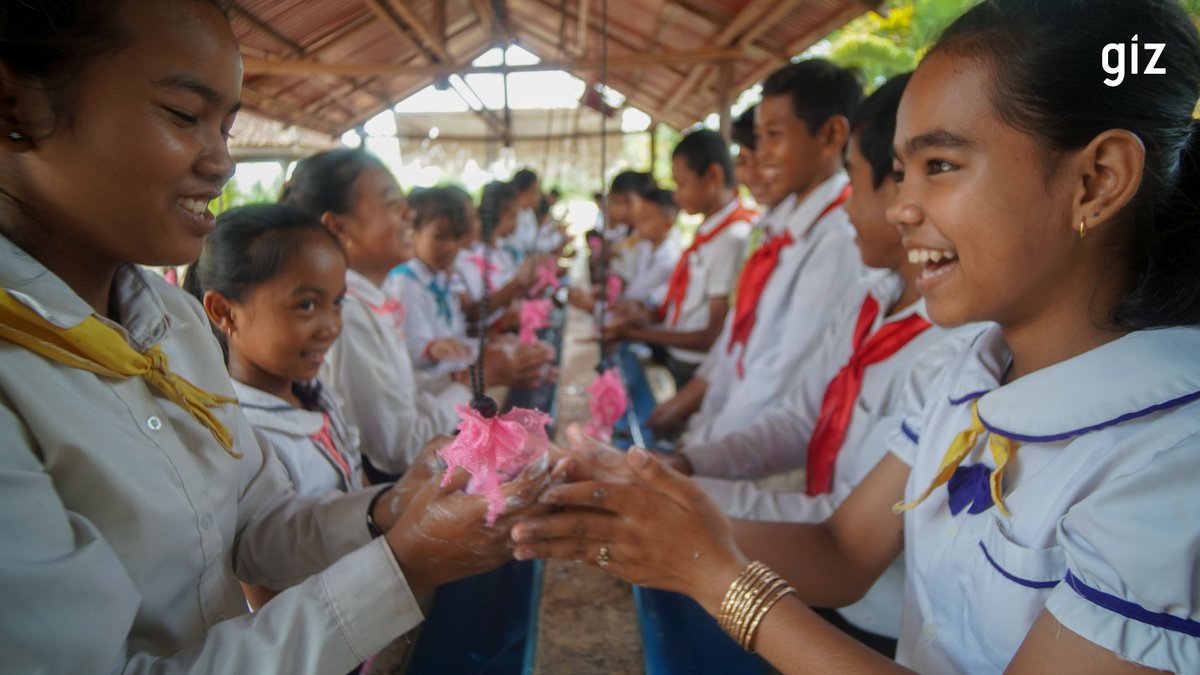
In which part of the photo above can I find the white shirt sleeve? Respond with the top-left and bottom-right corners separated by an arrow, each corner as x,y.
1044,426 -> 1200,672
322,299 -> 456,474
703,227 -> 749,298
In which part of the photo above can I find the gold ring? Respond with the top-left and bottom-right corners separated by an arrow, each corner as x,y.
596,544 -> 611,568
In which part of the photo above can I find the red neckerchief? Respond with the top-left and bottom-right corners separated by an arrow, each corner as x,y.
656,202 -> 757,327
726,184 -> 851,378
805,294 -> 931,495
311,412 -> 354,488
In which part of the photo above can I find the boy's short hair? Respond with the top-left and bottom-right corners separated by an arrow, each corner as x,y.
732,105 -> 757,151
610,170 -> 657,197
512,168 -> 539,192
849,72 -> 912,189
761,59 -> 864,134
672,128 -> 736,188
644,188 -> 678,215
409,186 -> 470,238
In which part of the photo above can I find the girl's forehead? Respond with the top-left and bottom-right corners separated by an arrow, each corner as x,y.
895,52 -> 994,152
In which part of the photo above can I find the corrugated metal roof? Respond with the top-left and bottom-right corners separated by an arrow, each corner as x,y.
230,0 -> 870,140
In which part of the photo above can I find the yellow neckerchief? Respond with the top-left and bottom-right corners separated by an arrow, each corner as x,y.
0,288 -> 241,457
893,400 -> 1016,517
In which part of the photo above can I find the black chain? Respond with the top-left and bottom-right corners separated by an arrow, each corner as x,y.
470,210 -> 499,418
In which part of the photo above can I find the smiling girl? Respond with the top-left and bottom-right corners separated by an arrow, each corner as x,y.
0,1 -> 551,671
513,1 -> 1200,672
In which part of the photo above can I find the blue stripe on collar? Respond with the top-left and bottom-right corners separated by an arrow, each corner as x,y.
1065,570 -> 1200,637
980,389 -> 1200,443
949,390 -> 990,406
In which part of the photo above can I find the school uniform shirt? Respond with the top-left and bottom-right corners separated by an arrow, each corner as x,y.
687,273 -> 966,640
890,323 -> 1200,673
511,207 -> 541,256
662,199 -> 753,365
384,258 -> 474,373
685,197 -> 796,430
690,174 -> 864,443
621,228 -> 682,309
321,269 -> 459,475
0,239 -> 421,673
452,241 -> 518,304
234,380 -> 364,497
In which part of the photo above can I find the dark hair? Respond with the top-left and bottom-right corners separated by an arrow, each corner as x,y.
932,0 -> 1200,329
183,204 -> 343,354
408,186 -> 470,238
512,168 -> 539,192
610,170 -> 657,197
479,181 -> 518,242
849,72 -> 911,189
672,128 -> 736,188
732,105 -> 757,150
644,188 -> 678,214
548,187 -> 562,198
761,59 -> 864,135
0,0 -> 232,126
536,196 -> 552,218
280,148 -> 387,217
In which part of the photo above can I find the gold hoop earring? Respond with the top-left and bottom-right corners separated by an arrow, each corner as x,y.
1078,218 -> 1086,240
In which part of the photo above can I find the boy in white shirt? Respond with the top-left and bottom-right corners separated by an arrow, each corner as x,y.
606,129 -> 754,386
647,59 -> 867,443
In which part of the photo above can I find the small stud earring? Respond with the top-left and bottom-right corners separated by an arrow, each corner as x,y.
1078,218 -> 1086,240
7,131 -> 25,142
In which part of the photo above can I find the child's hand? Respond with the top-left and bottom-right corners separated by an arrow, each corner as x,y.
385,451 -> 568,597
370,435 -> 453,532
612,299 -> 650,324
515,257 -> 539,288
427,337 -> 473,362
647,399 -> 690,438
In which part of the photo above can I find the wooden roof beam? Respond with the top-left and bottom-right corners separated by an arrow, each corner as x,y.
241,47 -> 742,78
240,87 -> 342,136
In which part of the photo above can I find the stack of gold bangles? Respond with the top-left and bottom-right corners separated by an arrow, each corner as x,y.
717,561 -> 797,652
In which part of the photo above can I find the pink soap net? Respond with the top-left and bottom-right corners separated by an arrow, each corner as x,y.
584,368 -> 628,442
518,299 -> 552,345
605,275 -> 623,305
528,258 -> 562,297
439,403 -> 552,526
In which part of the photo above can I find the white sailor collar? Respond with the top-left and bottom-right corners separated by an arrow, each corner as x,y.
233,380 -> 325,438
949,325 -> 1200,442
784,172 -> 850,241
0,232 -> 171,350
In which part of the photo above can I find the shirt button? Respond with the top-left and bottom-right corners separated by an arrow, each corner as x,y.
146,415 -> 163,431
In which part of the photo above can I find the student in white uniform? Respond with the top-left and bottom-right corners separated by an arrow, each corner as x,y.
606,129 -> 754,387
0,2 -> 555,671
187,204 -> 363,497
454,181 -> 537,330
508,168 -> 542,258
688,59 -> 867,443
186,204 -> 366,610
669,75 -> 953,653
618,188 -> 682,309
512,2 -> 1200,672
281,150 -> 461,479
575,170 -> 656,305
384,186 -> 475,374
390,185 -> 554,388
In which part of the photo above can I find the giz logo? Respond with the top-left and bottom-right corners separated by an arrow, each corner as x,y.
1103,34 -> 1166,87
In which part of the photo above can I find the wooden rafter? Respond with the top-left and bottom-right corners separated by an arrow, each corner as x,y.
242,47 -> 742,78
240,87 -> 342,136
660,0 -> 780,113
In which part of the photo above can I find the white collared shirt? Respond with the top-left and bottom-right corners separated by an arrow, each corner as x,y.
234,380 -> 364,496
890,324 -> 1200,673
383,258 -> 473,372
452,241 -> 517,304
511,207 -> 540,255
621,228 -> 682,308
663,200 -> 753,365
687,272 -> 971,639
0,237 -> 421,673
322,269 -> 459,474
690,174 -> 865,442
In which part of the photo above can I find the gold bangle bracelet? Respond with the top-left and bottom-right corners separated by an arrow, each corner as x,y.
716,561 -> 796,652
